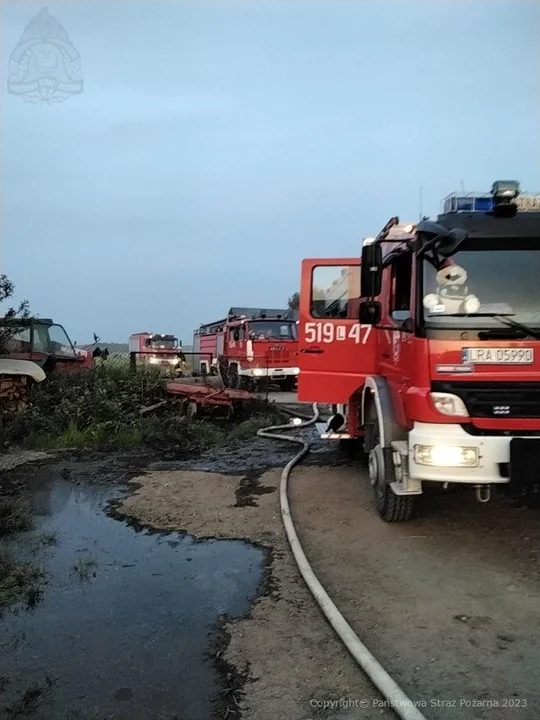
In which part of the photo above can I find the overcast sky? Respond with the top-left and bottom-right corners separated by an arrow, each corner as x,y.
1,0 -> 538,343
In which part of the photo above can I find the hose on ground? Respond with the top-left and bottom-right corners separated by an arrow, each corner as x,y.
258,404 -> 429,720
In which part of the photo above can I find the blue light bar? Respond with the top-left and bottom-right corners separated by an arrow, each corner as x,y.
443,192 -> 540,214
443,193 -> 493,214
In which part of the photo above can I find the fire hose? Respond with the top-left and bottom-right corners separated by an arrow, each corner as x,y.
258,405 -> 429,720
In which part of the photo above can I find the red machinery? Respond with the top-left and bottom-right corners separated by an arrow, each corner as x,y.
298,181 -> 540,521
193,307 -> 299,390
129,332 -> 187,373
1,318 -> 94,372
166,377 -> 252,419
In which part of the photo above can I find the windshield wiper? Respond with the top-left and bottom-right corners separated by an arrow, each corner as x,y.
435,313 -> 540,340
491,315 -> 540,341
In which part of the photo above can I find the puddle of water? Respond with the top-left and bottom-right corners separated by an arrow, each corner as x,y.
0,476 -> 264,720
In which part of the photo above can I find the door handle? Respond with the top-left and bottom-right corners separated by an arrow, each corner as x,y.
301,348 -> 324,354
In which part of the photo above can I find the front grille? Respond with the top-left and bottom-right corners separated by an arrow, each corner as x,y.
432,381 -> 540,419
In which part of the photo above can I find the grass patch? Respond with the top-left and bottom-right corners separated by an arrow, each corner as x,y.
3,676 -> 55,718
139,416 -> 226,453
0,550 -> 43,610
71,556 -> 97,581
40,532 -> 57,547
0,500 -> 32,537
229,413 -> 282,441
29,422 -> 142,451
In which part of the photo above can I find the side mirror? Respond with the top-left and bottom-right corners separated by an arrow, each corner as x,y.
361,243 -> 383,297
391,311 -> 413,331
359,300 -> 381,325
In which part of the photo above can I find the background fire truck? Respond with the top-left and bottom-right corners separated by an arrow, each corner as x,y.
129,332 -> 187,374
298,181 -> 540,522
193,307 -> 299,390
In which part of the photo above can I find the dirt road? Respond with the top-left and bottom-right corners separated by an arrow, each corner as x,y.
291,457 -> 540,720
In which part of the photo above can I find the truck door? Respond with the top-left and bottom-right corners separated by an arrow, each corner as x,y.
298,258 -> 377,403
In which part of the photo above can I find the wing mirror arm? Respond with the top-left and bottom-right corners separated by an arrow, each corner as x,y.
359,300 -> 381,325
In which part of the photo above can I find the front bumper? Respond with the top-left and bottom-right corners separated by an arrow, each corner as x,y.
408,422 -> 522,485
241,367 -> 299,379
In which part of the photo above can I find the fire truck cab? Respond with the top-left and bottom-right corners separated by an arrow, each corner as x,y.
194,308 -> 299,390
128,332 -> 187,373
298,181 -> 540,521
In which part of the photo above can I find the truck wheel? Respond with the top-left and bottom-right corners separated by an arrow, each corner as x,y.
365,404 -> 414,522
369,445 -> 414,522
281,377 -> 296,392
228,365 -> 239,389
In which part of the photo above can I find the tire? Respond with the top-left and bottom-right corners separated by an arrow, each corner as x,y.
281,377 -> 296,392
365,403 -> 415,522
239,376 -> 254,392
228,364 -> 239,389
380,490 -> 415,522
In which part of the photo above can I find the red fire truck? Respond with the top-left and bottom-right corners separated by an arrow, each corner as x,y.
298,181 -> 540,521
193,307 -> 299,390
129,332 -> 187,373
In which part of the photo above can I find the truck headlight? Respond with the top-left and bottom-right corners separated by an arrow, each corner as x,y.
414,445 -> 479,467
253,369 -> 264,377
149,357 -> 159,364
292,367 -> 300,375
430,392 -> 469,417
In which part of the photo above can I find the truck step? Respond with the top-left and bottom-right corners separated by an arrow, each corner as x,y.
315,422 -> 351,440
390,481 -> 423,496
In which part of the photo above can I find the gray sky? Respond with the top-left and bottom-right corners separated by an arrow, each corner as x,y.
2,0 -> 539,343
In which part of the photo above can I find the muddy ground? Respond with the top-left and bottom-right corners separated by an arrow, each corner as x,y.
1,399 -> 539,720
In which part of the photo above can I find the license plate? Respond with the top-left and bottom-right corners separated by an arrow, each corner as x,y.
462,347 -> 534,364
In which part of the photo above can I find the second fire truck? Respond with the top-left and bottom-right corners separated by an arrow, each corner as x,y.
129,332 -> 187,374
193,307 -> 299,390
298,181 -> 540,521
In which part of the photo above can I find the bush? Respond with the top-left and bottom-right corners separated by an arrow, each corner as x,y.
4,364 -> 281,454
3,357 -> 290,457
6,364 -> 165,450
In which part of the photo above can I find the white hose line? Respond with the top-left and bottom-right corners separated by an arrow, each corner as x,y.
258,404 -> 428,720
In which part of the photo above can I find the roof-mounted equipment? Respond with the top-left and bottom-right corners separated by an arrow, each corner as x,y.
491,180 -> 519,218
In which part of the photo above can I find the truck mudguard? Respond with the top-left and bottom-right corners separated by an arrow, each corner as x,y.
362,376 -> 406,448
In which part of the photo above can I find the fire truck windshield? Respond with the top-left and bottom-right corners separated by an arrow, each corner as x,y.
248,321 -> 297,340
422,241 -> 540,330
149,337 -> 177,349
